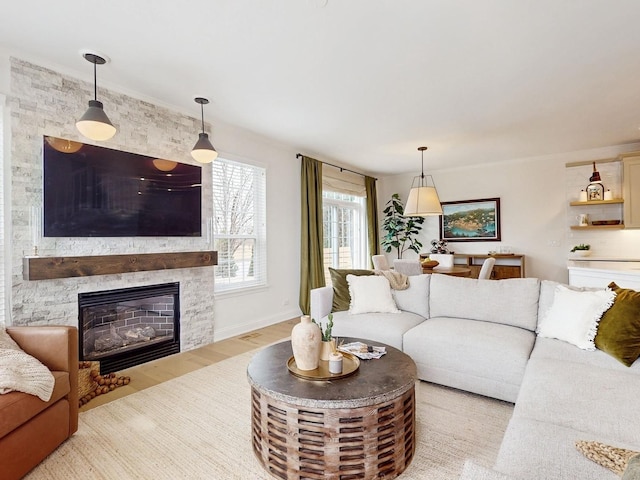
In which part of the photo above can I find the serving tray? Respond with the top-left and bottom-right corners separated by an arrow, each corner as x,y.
287,352 -> 360,381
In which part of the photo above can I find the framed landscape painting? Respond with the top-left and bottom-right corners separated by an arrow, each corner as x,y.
440,198 -> 501,242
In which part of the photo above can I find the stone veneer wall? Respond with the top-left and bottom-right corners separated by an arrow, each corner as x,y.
8,58 -> 215,350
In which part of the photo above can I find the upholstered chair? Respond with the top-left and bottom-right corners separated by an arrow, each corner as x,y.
478,257 -> 496,279
392,259 -> 423,276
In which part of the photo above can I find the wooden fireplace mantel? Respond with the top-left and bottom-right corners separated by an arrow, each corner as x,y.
23,251 -> 218,281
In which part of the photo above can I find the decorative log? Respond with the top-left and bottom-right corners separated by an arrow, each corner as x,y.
24,251 -> 217,281
78,374 -> 132,407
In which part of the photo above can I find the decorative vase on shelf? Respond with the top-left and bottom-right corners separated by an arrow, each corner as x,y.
320,339 -> 336,362
291,315 -> 321,371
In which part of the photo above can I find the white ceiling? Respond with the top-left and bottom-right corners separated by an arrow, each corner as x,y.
2,0 -> 640,175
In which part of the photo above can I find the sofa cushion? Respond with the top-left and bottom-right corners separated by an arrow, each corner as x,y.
329,268 -> 374,312
513,356 -> 640,446
536,285 -> 615,350
328,310 -> 424,350
403,317 -> 535,403
392,273 -> 430,319
531,337 -> 640,375
496,417 -> 622,480
429,275 -> 540,331
595,282 -> 640,367
0,370 -> 69,437
346,274 -> 399,314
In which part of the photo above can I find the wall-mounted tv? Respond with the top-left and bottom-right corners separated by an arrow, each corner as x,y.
43,136 -> 202,237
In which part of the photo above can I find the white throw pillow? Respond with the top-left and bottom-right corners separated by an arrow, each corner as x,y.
346,274 -> 400,314
537,285 -> 616,350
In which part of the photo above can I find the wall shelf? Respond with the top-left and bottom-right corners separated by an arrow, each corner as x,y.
23,251 -> 218,281
570,225 -> 624,230
569,199 -> 624,206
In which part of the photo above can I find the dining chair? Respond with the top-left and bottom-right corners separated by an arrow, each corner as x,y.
430,254 -> 454,268
372,255 -> 391,271
392,259 -> 423,276
478,257 -> 496,279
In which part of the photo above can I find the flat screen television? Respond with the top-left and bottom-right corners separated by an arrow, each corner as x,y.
43,136 -> 202,237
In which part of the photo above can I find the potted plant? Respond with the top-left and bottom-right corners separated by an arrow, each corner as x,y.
381,193 -> 425,259
570,244 -> 591,257
313,314 -> 335,361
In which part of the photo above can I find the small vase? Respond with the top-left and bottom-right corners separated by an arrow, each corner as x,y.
319,339 -> 336,362
291,315 -> 321,371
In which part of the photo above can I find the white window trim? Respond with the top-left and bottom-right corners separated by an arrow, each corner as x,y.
322,192 -> 368,272
212,155 -> 267,293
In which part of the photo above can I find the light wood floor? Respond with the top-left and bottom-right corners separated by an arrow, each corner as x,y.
80,317 -> 298,412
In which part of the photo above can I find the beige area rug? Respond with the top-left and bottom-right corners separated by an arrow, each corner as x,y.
28,351 -> 513,480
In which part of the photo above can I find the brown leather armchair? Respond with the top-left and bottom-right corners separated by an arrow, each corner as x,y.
1,326 -> 78,479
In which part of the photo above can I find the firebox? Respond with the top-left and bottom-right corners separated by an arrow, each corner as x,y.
78,282 -> 180,374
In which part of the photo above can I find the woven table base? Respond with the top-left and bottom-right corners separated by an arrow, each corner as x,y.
251,386 -> 415,480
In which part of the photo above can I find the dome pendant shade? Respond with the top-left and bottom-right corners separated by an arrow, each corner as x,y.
76,100 -> 116,141
404,146 -> 443,216
191,97 -> 218,163
45,136 -> 83,153
76,52 -> 116,141
191,132 -> 218,163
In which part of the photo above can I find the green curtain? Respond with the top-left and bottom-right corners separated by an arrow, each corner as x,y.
299,156 -> 325,315
365,175 -> 380,267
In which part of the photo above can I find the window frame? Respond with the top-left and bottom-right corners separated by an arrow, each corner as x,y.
322,190 -> 368,282
211,155 -> 267,293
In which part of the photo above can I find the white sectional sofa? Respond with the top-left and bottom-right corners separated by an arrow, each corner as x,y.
310,273 -> 640,480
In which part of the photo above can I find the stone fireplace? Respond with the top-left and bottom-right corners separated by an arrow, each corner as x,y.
8,59 -> 217,353
79,282 -> 180,374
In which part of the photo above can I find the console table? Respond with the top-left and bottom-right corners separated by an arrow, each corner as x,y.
454,254 -> 525,279
246,339 -> 417,480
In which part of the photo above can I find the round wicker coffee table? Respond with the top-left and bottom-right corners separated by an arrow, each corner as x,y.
246,338 -> 417,480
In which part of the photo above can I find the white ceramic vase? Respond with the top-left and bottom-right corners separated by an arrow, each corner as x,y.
291,315 -> 321,371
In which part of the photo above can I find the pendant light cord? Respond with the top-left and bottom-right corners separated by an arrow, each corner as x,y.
93,60 -> 97,101
200,102 -> 205,134
419,146 -> 428,186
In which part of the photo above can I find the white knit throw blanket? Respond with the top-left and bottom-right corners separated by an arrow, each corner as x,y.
375,270 -> 410,290
0,330 -> 55,402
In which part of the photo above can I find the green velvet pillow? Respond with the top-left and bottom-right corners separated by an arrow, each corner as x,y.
594,282 -> 640,367
329,268 -> 374,313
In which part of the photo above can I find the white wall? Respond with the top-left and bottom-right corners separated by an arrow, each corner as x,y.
379,145 -> 640,283
211,125 -> 302,340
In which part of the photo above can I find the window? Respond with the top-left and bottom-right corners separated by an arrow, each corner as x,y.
212,157 -> 266,292
322,190 -> 368,284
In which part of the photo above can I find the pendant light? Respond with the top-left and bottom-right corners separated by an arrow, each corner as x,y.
404,146 -> 443,216
191,97 -> 218,163
76,52 -> 116,141
45,136 -> 83,154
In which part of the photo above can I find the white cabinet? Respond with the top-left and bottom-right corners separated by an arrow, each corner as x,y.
623,154 -> 640,229
568,260 -> 640,290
